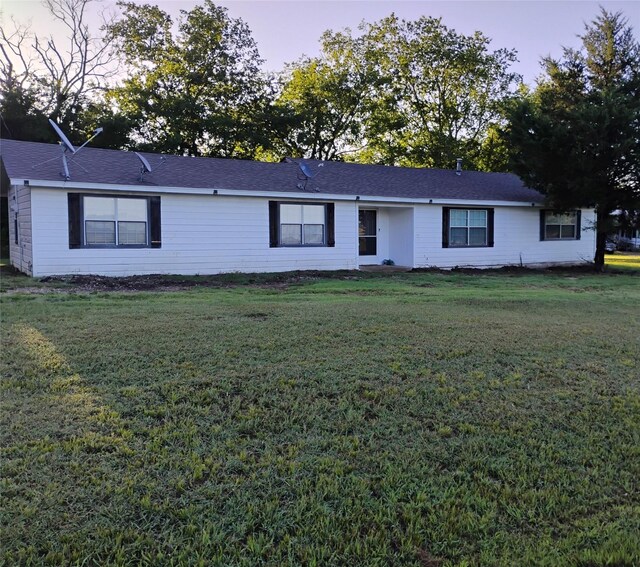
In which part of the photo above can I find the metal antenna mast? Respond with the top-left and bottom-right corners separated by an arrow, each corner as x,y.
34,120 -> 103,180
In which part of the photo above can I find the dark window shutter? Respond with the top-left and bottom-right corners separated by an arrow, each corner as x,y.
540,210 -> 547,241
269,201 -> 278,247
442,207 -> 450,248
68,193 -> 81,248
326,203 -> 335,247
487,208 -> 495,247
575,210 -> 581,240
150,196 -> 161,248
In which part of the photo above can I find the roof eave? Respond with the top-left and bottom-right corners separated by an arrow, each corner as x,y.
9,177 -> 546,207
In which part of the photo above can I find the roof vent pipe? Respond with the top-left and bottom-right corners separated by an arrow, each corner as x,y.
456,158 -> 462,176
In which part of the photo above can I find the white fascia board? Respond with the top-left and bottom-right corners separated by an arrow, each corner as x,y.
356,198 -> 546,208
13,178 -> 214,196
15,177 -> 547,208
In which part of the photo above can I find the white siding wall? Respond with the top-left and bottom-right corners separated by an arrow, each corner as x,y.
31,188 -> 358,276
8,184 -> 33,275
414,205 -> 596,268
387,208 -> 414,267
28,187 -> 596,277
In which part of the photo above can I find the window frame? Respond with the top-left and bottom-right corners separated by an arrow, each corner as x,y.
270,201 -> 334,248
442,207 -> 494,248
540,210 -> 582,241
68,193 -> 161,250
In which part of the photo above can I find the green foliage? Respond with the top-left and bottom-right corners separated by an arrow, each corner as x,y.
0,82 -> 54,143
272,30 -> 375,161
1,271 -> 640,565
276,15 -> 519,170
505,9 -> 640,269
475,123 -> 512,173
356,15 -> 519,170
104,0 -> 270,157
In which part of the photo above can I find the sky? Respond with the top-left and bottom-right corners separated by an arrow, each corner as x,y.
2,0 -> 639,86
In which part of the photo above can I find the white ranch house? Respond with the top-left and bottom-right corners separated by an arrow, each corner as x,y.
1,139 -> 596,277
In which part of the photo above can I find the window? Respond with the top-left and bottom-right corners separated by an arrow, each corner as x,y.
541,210 -> 581,241
67,194 -> 161,249
280,203 -> 325,245
269,201 -> 335,247
442,208 -> 494,248
84,196 -> 148,246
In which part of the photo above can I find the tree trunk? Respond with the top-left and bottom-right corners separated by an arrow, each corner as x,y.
594,208 -> 608,272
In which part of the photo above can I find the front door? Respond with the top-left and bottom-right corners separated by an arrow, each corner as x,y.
359,209 -> 377,257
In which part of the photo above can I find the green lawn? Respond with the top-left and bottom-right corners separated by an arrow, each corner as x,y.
1,269 -> 639,566
606,252 -> 640,271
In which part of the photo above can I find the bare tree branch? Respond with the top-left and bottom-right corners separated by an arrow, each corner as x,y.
0,20 -> 37,90
0,0 -> 118,124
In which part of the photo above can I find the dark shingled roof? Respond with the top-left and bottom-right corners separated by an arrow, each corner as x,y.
0,139 -> 544,203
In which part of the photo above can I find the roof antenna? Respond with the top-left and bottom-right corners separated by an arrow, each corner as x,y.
134,152 -> 167,182
285,157 -> 324,190
34,119 -> 103,180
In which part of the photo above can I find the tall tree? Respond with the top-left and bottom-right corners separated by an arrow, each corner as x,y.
506,8 -> 640,270
271,15 -> 518,168
357,15 -> 520,170
0,78 -> 52,142
274,30 -> 376,161
105,0 -> 269,157
0,0 -> 118,141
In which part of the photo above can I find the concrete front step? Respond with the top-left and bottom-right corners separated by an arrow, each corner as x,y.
358,265 -> 412,273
